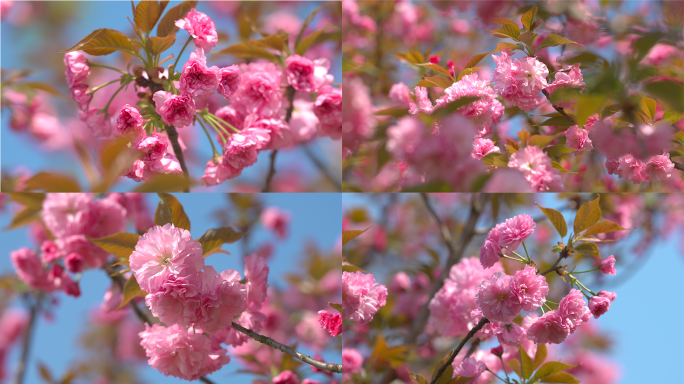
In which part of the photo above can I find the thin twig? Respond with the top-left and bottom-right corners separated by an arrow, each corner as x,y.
430,318 -> 490,384
230,322 -> 343,373
261,150 -> 278,192
165,124 -> 191,192
378,194 -> 490,384
542,89 -> 576,125
301,143 -> 342,191
262,86 -> 296,192
541,253 -> 565,276
12,296 -> 39,384
464,338 -> 482,359
674,162 -> 684,172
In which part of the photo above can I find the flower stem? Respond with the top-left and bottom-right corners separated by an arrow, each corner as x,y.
197,117 -> 219,157
89,62 -> 129,75
522,242 -> 531,262
171,36 -> 193,76
88,78 -> 121,94
99,82 -> 127,118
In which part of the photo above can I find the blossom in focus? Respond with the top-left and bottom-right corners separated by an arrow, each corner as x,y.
153,91 -> 196,128
175,8 -> 218,52
317,310 -> 342,337
178,48 -> 220,100
342,271 -> 388,324
511,265 -> 549,311
475,272 -> 521,323
285,55 -> 333,93
116,104 -> 145,139
217,64 -> 241,101
508,145 -> 565,192
492,49 -> 549,112
435,73 -> 505,132
526,309 -> 571,344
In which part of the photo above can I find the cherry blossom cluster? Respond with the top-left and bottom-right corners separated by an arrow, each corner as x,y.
128,223 -> 271,380
341,271 -> 388,324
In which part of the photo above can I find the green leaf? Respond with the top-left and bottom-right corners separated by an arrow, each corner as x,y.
342,256 -> 369,273
377,142 -> 391,173
294,3 -> 326,51
342,228 -> 370,246
633,32 -> 664,63
529,134 -> 557,148
663,110 -> 684,125
534,344 -> 547,370
156,0 -> 197,37
146,34 -> 175,55
213,41 -> 276,61
62,28 -> 134,56
482,152 -> 510,167
198,226 -> 243,255
416,62 -> 452,77
544,144 -> 577,158
535,203 -> 567,237
409,372 -> 428,384
601,104 -> 622,119
552,161 -> 576,174
132,173 -> 193,193
252,33 -> 286,51
581,221 -> 628,237
495,41 -> 523,52
17,82 -> 62,96
375,107 -> 409,118
535,116 -> 575,127
440,96 -> 482,115
465,50 -> 494,69
639,94 -> 657,121
490,17 -> 517,25
38,361 -> 53,383
87,232 -> 140,258
520,345 -> 534,379
521,5 -> 538,30
9,193 -> 45,209
519,31 -> 539,49
24,172 -> 80,192
117,274 -> 147,310
491,23 -> 521,40
507,358 -> 523,378
536,34 -> 580,50
418,76 -> 453,90
645,80 -> 684,113
295,26 -> 332,56
135,0 -> 161,34
5,207 -> 41,229
531,362 -> 580,382
539,371 -> 579,383
574,242 -> 600,258
155,193 -> 191,231
574,196 -> 601,234
328,302 -> 342,314
456,66 -> 484,81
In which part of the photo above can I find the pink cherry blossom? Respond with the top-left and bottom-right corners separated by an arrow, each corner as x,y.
342,78 -> 375,150
565,126 -> 593,154
499,214 -> 536,252
64,51 -> 90,87
641,43 -> 678,66
10,248 -> 50,291
231,62 -> 283,118
116,104 -> 144,139
79,107 -> 112,137
492,49 -> 549,112
129,223 -> 205,293
342,271 -> 388,324
88,197 -> 127,239
475,272 -> 521,323
453,357 -> 486,383
598,290 -> 617,302
195,266 -> 247,332
558,289 -> 591,333
260,207 -> 290,239
153,91 -> 196,128
125,133 -> 183,182
588,295 -> 611,319
221,131 -> 267,177
101,285 -> 123,313
217,65 -> 240,101
0,309 -> 28,349
495,322 -> 525,345
200,157 -> 237,186
243,117 -> 292,150
290,99 -> 319,142
138,323 -> 230,380
179,48 -> 220,100
65,253 -> 84,273
546,64 -> 585,106
599,255 -> 616,275
175,8 -> 218,52
69,83 -> 92,112
480,224 -> 504,268
317,310 -> 342,337
511,265 -> 549,311
295,311 -> 330,351
216,310 -> 266,347
436,73 -> 505,131
314,85 -> 342,140
471,138 -> 501,159
508,145 -> 565,192
145,274 -> 202,326
342,348 -> 363,373
55,234 -> 110,270
645,153 -> 674,182
526,309 -> 571,344
40,240 -> 60,263
285,55 -> 332,93
244,253 -> 269,308
42,193 -> 93,238
273,370 -> 299,384
388,82 -> 411,108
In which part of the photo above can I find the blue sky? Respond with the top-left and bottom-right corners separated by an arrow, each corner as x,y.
342,193 -> 684,384
1,1 -> 341,192
0,193 -> 341,383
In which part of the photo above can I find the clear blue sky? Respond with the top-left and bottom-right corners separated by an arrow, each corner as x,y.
1,1 -> 341,192
0,193 -> 341,383
342,193 -> 684,384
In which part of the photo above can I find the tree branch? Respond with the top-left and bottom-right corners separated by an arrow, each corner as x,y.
12,295 -> 39,384
230,322 -> 343,373
674,162 -> 684,172
430,318 -> 490,384
378,193 -> 490,384
262,86 -> 296,192
541,253 -> 565,275
261,150 -> 279,192
542,89 -> 576,125
166,124 -> 191,192
301,143 -> 342,191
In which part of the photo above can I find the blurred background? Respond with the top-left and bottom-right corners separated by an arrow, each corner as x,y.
0,193 -> 342,383
342,193 -> 684,384
1,1 -> 342,192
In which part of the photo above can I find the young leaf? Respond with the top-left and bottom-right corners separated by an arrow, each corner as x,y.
294,3 -> 326,50
528,134 -> 557,148
198,226 -> 244,255
117,274 -> 147,310
495,41 -> 523,52
534,116 -> 575,126
581,221 -> 628,237
535,203 -> 567,237
213,41 -> 276,61
24,172 -> 80,192
328,302 -> 342,314
342,257 -> 369,273
574,196 -> 601,234
155,193 -> 191,230
521,6 -> 538,30
490,17 -> 517,25
8,193 -> 45,209
135,0 -> 161,34
539,371 -> 579,383
252,33 -> 286,51
518,31 -> 539,49
156,0 -> 197,37
531,362 -> 580,382
482,152 -> 510,167
295,26 -> 332,56
420,76 -> 453,89
536,34 -> 580,50
87,232 -> 140,258
544,144 -> 577,158
342,228 -> 370,246
416,62 -> 452,77
507,358 -> 523,378
518,129 -> 530,146
133,173 -> 193,193
409,372 -> 428,384
520,345 -> 534,379
456,66 -> 483,81
62,28 -> 134,56
552,161 -> 576,174
375,107 -> 409,118
5,207 -> 41,230
491,23 -> 521,40
534,343 -> 548,370
639,94 -> 657,121
146,34 -> 176,55
465,50 -> 494,69
574,242 -> 600,258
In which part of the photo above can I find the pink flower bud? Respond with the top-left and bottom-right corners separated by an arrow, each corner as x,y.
40,240 -> 60,263
175,9 -> 218,52
589,295 -> 611,319
272,370 -> 299,384
599,255 -> 616,275
491,345 -> 504,356
65,253 -> 85,274
429,55 -> 440,64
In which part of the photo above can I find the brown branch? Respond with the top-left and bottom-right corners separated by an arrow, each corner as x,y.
261,150 -> 279,192
378,193 -> 489,384
166,124 -> 191,193
541,253 -> 566,276
230,322 -> 343,373
262,86 -> 297,192
464,338 -> 482,359
430,318 -> 490,384
12,295 -> 39,384
674,162 -> 684,172
301,143 -> 342,191
542,89 -> 576,125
